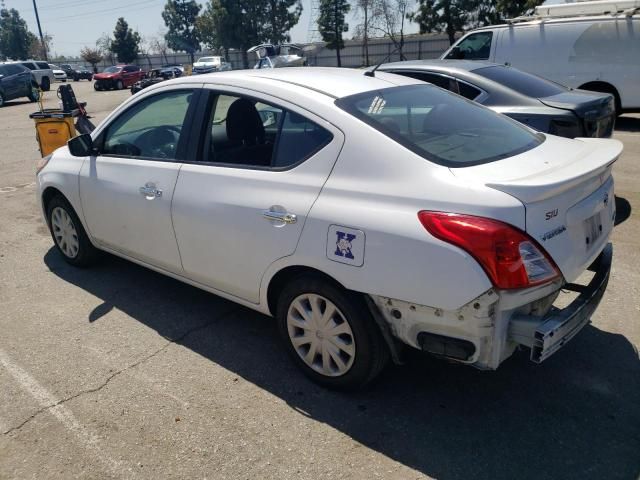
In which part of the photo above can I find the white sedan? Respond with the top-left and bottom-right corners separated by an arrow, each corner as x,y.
36,68 -> 620,390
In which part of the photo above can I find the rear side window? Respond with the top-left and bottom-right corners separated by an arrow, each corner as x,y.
392,71 -> 482,100
36,62 -> 49,70
20,62 -> 35,70
203,93 -> 332,169
457,81 -> 481,100
336,84 -> 542,167
445,32 -> 493,60
474,65 -> 566,98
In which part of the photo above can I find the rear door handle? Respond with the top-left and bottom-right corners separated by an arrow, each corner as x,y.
262,210 -> 297,224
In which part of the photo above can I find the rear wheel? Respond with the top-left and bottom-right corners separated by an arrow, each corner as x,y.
41,76 -> 50,92
0,92 -> 5,108
73,75 -> 79,82
46,195 -> 99,267
276,274 -> 389,390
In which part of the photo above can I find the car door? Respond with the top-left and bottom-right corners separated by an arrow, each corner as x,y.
171,88 -> 344,303
2,65 -> 24,98
79,87 -> 200,273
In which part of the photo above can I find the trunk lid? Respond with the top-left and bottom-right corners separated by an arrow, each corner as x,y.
540,91 -> 615,138
450,135 -> 622,282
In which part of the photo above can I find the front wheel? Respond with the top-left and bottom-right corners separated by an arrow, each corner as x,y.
41,76 -> 50,91
116,79 -> 124,90
94,82 -> 101,91
27,82 -> 39,102
276,274 -> 389,390
46,195 -> 99,267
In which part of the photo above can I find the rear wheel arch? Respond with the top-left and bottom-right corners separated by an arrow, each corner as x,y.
266,266 -> 345,317
578,81 -> 621,114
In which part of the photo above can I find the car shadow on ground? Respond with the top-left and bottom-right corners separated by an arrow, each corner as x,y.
615,195 -> 632,226
616,116 -> 640,133
3,99 -> 35,108
44,249 -> 640,480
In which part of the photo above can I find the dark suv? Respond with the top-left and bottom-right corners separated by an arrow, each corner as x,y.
60,64 -> 93,81
0,63 -> 39,107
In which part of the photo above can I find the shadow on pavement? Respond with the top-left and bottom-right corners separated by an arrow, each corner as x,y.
615,195 -> 632,226
616,116 -> 640,133
44,249 -> 640,480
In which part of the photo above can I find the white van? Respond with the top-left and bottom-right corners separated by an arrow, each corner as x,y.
441,0 -> 640,114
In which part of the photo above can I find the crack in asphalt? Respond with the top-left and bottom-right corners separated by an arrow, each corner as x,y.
2,308 -> 239,436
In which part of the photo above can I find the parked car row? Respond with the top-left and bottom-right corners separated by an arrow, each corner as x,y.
0,63 -> 40,107
38,65 -> 620,389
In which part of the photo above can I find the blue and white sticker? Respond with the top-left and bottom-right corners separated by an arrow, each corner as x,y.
327,225 -> 365,266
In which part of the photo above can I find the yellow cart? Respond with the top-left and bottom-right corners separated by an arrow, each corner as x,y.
29,109 -> 78,157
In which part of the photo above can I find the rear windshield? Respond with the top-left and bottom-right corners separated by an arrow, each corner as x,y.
336,84 -> 543,167
473,66 -> 566,98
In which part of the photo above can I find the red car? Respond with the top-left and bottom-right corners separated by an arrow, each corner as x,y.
93,65 -> 144,91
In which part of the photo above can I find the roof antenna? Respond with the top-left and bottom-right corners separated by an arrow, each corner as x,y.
364,45 -> 403,77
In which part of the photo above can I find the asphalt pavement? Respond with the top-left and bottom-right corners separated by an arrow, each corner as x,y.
0,81 -> 638,480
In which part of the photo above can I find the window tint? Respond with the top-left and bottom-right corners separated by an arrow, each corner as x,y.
273,111 -> 333,168
104,66 -> 121,73
397,71 -> 450,89
102,90 -> 192,159
473,65 -> 566,98
445,32 -> 493,60
36,62 -> 49,69
204,94 -> 332,168
20,62 -> 35,70
4,64 -> 24,75
336,84 -> 542,167
457,81 -> 481,100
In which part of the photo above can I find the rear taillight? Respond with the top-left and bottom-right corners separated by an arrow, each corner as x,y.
418,211 -> 560,290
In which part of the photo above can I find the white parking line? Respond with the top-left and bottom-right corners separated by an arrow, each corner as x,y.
0,349 -> 130,479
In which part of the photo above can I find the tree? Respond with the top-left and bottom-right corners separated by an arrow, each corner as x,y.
369,0 -> 411,60
162,0 -> 201,64
80,46 -> 103,73
496,0 -> 542,20
28,32 -> 52,60
0,8 -> 33,60
318,0 -> 350,67
354,0 -> 375,66
149,29 -> 170,64
110,17 -> 141,64
96,33 -> 114,65
264,0 -> 302,44
411,0 -> 478,45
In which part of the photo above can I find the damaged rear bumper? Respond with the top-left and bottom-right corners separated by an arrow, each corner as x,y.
508,243 -> 612,363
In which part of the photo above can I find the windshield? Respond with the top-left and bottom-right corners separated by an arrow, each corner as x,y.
336,85 -> 543,167
473,66 -> 567,98
104,66 -> 121,73
197,57 -> 219,63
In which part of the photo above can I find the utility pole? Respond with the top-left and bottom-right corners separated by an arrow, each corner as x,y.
32,0 -> 48,60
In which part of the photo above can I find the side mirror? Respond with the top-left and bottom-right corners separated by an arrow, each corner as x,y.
68,133 -> 94,157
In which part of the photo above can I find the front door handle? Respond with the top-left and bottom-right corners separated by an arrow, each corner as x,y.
139,183 -> 162,199
262,210 -> 297,224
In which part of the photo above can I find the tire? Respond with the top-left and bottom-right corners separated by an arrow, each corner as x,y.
41,76 -> 50,92
27,82 -> 39,102
276,274 -> 389,390
61,79 -> 67,82
46,195 -> 99,267
73,75 -> 79,82
94,82 -> 101,91
0,92 -> 5,108
116,79 -> 124,90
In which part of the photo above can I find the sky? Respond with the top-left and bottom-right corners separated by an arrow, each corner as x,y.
6,0 -> 419,58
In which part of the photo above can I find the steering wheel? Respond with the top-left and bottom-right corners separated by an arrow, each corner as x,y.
136,125 -> 181,158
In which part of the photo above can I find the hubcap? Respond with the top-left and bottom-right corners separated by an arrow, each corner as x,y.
287,294 -> 356,377
51,207 -> 79,258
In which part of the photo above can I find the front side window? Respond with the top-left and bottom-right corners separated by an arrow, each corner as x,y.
4,64 -> 24,75
102,90 -> 193,159
445,32 -> 493,60
336,84 -> 542,167
20,62 -> 35,70
36,62 -> 49,69
203,93 -> 332,169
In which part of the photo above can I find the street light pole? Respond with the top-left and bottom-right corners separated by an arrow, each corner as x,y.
31,0 -> 48,61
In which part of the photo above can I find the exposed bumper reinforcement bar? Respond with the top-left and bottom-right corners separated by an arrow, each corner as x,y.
509,243 -> 612,363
